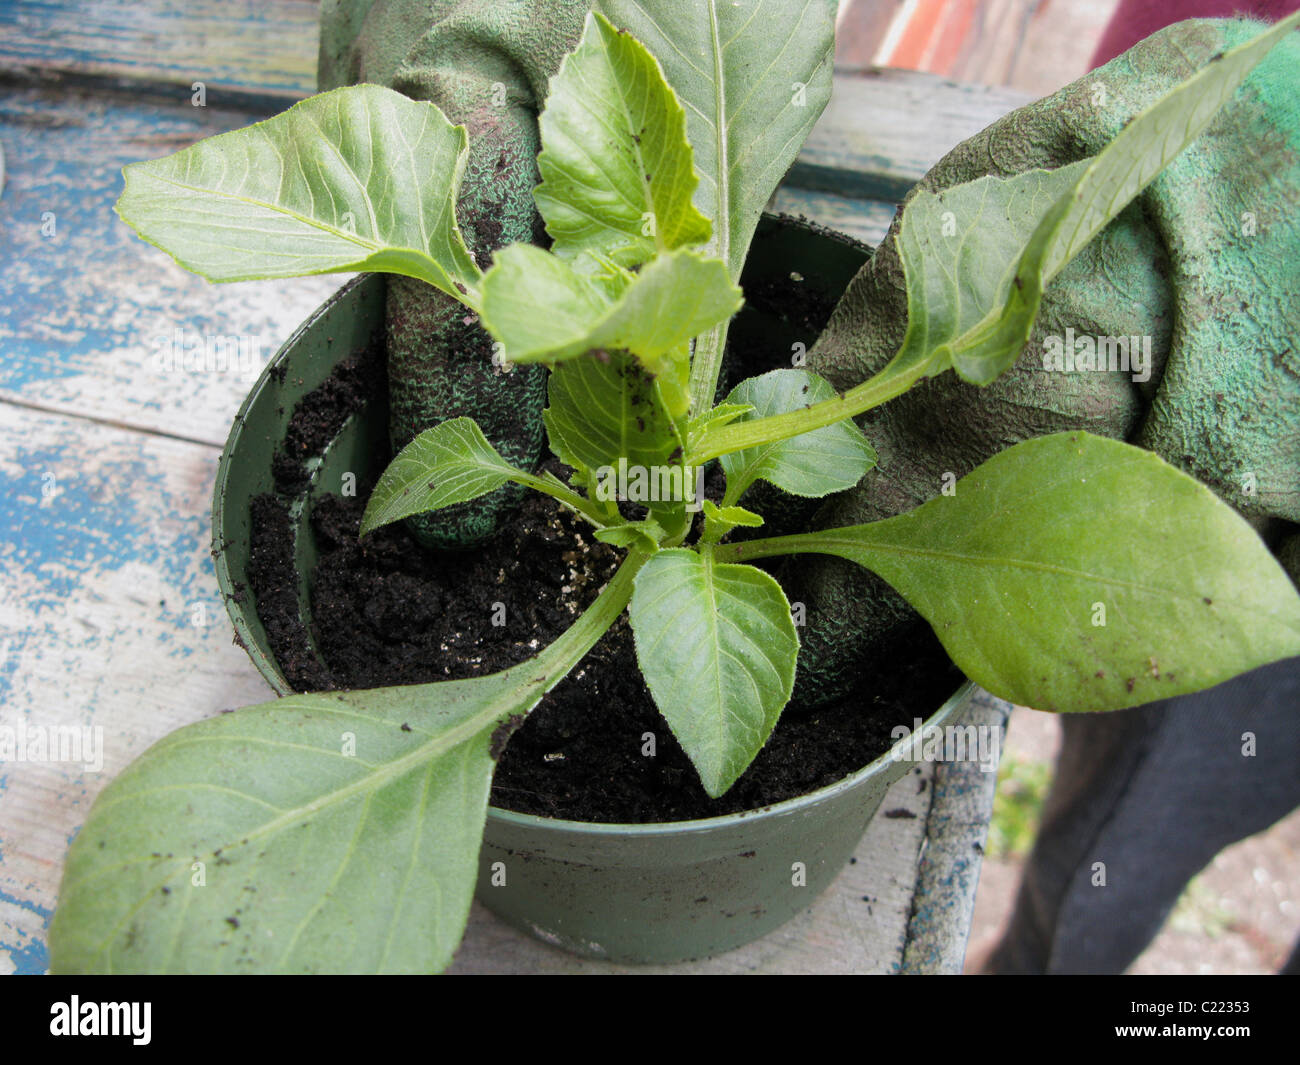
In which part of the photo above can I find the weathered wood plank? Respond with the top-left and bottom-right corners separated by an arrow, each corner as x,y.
0,0 -> 320,104
793,70 -> 1030,201
0,0 -> 1031,197
0,84 -> 347,448
0,404 -> 277,974
902,690 -> 1011,974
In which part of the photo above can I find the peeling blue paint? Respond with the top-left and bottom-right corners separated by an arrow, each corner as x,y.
0,886 -> 53,975
4,931 -> 50,976
0,632 -> 18,709
0,3 -> 316,101
0,887 -> 52,921
0,444 -> 207,611
0,88 -> 287,394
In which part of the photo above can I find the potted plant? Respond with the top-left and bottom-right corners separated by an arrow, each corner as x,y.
47,7 -> 1300,973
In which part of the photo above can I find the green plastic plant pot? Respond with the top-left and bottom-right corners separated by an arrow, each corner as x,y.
474,683 -> 970,962
213,216 -> 974,964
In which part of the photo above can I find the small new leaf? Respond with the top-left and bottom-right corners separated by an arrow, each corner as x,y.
701,500 -> 764,544
688,402 -> 755,441
594,519 -> 667,552
534,11 -> 711,268
360,417 -> 528,535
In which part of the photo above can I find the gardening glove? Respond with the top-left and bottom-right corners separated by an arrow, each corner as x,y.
782,17 -> 1300,711
318,0 -> 590,548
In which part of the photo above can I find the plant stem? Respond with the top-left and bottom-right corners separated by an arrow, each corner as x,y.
689,356 -> 930,463
515,471 -> 608,527
687,320 -> 729,417
532,547 -> 648,681
711,527 -> 869,565
579,467 -> 623,524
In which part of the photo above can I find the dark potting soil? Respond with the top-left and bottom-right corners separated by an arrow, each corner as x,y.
247,493 -> 333,693
278,485 -> 962,821
269,340 -> 385,496
245,234 -> 965,822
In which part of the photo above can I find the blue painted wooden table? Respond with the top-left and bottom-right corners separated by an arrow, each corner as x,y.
0,0 -> 1018,975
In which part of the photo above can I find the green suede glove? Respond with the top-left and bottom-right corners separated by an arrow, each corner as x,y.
318,0 -> 590,548
784,17 -> 1300,710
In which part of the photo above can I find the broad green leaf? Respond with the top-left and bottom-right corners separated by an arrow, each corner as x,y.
535,11 -> 711,268
703,501 -> 763,528
629,548 -> 798,796
360,417 -> 528,535
720,370 -> 876,504
51,688 -> 495,975
115,85 -> 482,305
50,557 -> 642,974
721,433 -> 1300,712
480,246 -> 741,365
593,0 -> 837,407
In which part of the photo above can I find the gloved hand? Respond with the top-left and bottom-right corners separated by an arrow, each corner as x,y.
318,0 -> 590,548
784,17 -> 1300,710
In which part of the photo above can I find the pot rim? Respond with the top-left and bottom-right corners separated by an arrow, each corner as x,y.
210,276 -> 351,688
213,235 -> 968,841
483,677 -> 973,836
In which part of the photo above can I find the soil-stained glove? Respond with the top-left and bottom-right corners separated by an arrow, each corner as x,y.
784,18 -> 1300,710
318,0 -> 590,547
